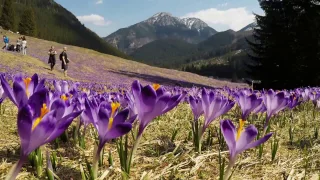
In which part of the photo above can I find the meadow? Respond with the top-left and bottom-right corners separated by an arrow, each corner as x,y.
0,33 -> 319,180
0,31 -> 243,88
0,73 -> 320,180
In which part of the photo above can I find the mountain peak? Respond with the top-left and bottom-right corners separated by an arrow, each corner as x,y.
151,12 -> 173,18
180,17 -> 209,31
144,12 -> 180,26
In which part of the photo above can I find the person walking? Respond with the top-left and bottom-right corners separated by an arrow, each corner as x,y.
48,46 -> 57,71
3,35 -> 9,50
60,47 -> 70,77
21,36 -> 27,55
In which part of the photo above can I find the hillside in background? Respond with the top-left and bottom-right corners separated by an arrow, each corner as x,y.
131,39 -> 198,68
130,27 -> 254,68
104,12 -> 217,54
0,0 -> 129,59
0,31 -> 245,88
181,50 -> 252,82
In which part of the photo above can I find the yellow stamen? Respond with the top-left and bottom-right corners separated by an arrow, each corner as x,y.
23,77 -> 32,97
108,118 -> 114,130
61,94 -> 68,101
108,102 -> 120,130
111,102 -> 120,117
153,84 -> 161,91
32,104 -> 49,131
313,91 -> 316,95
236,119 -> 245,141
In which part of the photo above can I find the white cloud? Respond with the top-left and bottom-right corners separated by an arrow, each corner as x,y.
182,7 -> 254,31
218,3 -> 228,7
76,14 -> 111,26
95,0 -> 103,4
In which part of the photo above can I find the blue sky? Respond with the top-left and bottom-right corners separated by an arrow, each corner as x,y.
55,0 -> 263,37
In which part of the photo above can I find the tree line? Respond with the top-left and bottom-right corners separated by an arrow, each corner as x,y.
0,0 -> 36,36
247,0 -> 320,89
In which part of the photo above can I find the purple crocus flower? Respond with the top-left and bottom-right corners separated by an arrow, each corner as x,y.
132,80 -> 186,136
83,99 -> 134,155
252,99 -> 266,114
262,89 -> 289,129
1,73 -> 45,108
287,94 -> 302,109
220,119 -> 273,180
201,88 -> 234,133
188,95 -> 204,121
235,91 -> 262,120
53,80 -> 69,94
83,98 -> 134,178
7,88 -> 82,180
308,91 -> 320,106
125,91 -> 138,118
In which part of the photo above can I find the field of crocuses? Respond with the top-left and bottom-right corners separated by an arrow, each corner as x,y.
1,72 -> 320,180
0,31 -> 244,89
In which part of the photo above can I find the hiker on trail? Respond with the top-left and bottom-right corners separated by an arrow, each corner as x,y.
48,46 -> 57,71
60,47 -> 70,77
21,36 -> 27,55
2,35 -> 9,50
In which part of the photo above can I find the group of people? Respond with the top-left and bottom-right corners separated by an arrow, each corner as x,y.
2,35 -> 27,55
48,46 -> 70,77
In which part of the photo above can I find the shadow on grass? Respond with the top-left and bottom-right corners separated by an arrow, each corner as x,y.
48,141 -> 82,161
142,135 -> 182,157
285,138 -> 315,150
0,145 -> 21,163
55,164 -> 82,180
109,70 -> 216,88
43,67 -> 51,71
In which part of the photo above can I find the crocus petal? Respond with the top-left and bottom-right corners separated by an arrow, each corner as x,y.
104,123 -> 132,140
220,120 -> 236,158
140,85 -> 157,112
235,125 -> 258,154
45,110 -> 82,143
53,81 -> 61,92
1,75 -> 17,105
28,74 -> 38,96
13,81 -> 28,108
50,99 -> 66,120
95,107 -> 110,137
17,105 -> 33,154
27,111 -> 56,155
112,108 -> 129,127
127,114 -> 138,124
245,133 -> 273,150
61,81 -> 69,94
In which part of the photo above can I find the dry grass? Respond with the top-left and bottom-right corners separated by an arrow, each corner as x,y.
1,100 -> 320,180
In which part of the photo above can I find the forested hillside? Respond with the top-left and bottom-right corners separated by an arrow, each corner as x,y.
131,39 -> 198,68
0,0 -> 129,59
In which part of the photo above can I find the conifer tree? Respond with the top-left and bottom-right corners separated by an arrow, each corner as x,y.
0,0 -> 15,30
18,7 -> 37,36
247,0 -> 320,89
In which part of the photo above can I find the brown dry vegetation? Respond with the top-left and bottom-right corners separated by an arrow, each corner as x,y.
1,100 -> 320,179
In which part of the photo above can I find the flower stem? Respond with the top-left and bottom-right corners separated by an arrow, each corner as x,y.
126,134 -> 142,175
6,155 -> 27,180
93,144 -> 104,179
223,158 -> 236,180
